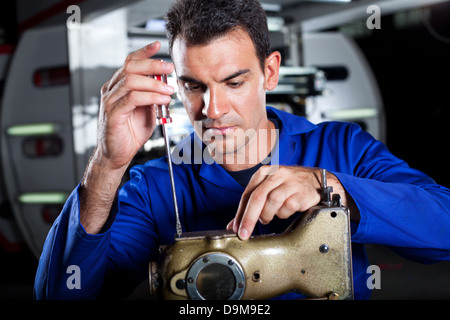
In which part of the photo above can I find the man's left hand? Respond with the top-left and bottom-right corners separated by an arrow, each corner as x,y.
227,166 -> 359,240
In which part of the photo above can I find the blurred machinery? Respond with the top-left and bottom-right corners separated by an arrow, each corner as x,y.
0,0 -> 443,257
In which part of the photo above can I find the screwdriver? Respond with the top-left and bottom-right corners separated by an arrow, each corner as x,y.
153,73 -> 182,238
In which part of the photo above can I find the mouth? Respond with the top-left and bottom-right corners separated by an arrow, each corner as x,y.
204,126 -> 236,136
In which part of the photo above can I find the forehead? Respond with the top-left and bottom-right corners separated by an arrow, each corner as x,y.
171,28 -> 260,79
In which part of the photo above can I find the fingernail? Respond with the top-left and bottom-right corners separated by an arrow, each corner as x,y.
162,61 -> 174,71
238,228 -> 248,240
164,85 -> 174,94
162,95 -> 172,104
149,42 -> 158,49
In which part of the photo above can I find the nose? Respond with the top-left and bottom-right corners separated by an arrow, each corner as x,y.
202,86 -> 230,120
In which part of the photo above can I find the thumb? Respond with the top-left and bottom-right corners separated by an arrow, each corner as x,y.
226,218 -> 235,231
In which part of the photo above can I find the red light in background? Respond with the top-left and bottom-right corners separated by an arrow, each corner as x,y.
22,136 -> 63,158
33,66 -> 70,87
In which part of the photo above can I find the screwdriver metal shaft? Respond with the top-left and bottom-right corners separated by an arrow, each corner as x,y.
162,123 -> 182,238
153,73 -> 182,238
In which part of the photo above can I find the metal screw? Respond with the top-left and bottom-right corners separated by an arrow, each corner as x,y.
187,277 -> 194,283
228,260 -> 234,266
319,244 -> 329,254
203,256 -> 209,263
176,279 -> 186,290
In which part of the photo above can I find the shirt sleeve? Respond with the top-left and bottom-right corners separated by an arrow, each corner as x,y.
34,165 -> 160,300
34,184 -> 113,299
332,124 -> 450,264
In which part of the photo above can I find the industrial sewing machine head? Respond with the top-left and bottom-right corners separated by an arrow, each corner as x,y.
148,169 -> 353,300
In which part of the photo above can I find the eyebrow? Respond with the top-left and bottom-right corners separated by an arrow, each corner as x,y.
178,69 -> 251,84
221,69 -> 250,82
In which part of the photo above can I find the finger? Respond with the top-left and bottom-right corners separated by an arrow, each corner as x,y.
106,73 -> 174,106
109,90 -> 171,117
226,219 -> 235,231
127,41 -> 161,61
258,185 -> 294,224
123,58 -> 174,77
107,59 -> 174,93
276,194 -> 302,219
232,167 -> 272,233
233,193 -> 249,233
237,177 -> 283,240
108,60 -> 173,94
101,80 -> 110,95
106,42 -> 161,91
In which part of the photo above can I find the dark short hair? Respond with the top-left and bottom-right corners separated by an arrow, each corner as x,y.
165,0 -> 271,71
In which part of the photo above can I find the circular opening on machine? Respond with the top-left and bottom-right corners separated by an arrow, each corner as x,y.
197,263 -> 236,300
186,253 -> 245,300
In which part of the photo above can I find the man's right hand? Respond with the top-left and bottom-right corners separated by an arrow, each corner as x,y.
80,42 -> 174,234
96,41 -> 175,170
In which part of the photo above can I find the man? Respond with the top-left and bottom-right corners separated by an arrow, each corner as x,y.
34,0 -> 450,300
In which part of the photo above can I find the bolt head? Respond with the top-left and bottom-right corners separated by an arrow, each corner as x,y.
319,244 -> 330,254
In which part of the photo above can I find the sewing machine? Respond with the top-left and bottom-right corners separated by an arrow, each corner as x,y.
148,170 -> 353,300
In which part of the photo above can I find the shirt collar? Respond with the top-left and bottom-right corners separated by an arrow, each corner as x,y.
196,107 -> 317,190
266,106 -> 317,135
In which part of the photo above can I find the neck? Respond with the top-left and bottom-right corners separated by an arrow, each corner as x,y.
218,119 -> 276,172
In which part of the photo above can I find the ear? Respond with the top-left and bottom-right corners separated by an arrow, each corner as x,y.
264,51 -> 281,91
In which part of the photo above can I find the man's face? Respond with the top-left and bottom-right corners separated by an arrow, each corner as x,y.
172,28 -> 279,165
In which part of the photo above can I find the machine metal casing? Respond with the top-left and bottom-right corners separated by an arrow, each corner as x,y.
150,205 -> 353,300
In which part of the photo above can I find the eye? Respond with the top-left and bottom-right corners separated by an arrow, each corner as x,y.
184,82 -> 204,93
227,81 -> 244,88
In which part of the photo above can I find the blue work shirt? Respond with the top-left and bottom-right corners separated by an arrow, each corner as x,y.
34,107 -> 450,300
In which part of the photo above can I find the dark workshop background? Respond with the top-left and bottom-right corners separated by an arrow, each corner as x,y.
0,0 -> 449,301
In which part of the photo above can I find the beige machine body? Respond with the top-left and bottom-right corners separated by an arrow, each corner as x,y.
149,204 -> 353,300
